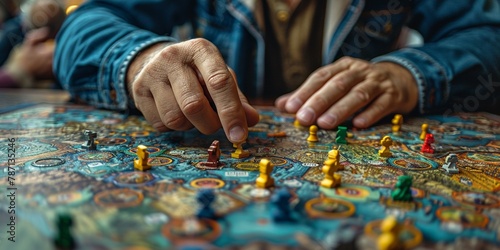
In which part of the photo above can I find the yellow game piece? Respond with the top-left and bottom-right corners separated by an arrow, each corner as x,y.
307,125 -> 319,142
391,114 -> 403,133
134,145 -> 151,171
294,119 -> 301,128
320,159 -> 341,188
256,159 -> 275,188
231,143 -> 250,158
379,136 -> 393,157
327,147 -> 344,170
420,123 -> 429,140
377,215 -> 400,250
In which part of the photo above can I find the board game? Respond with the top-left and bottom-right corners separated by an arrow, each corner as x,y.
0,103 -> 500,250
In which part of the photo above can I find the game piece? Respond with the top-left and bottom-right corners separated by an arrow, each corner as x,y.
231,142 -> 250,159
81,130 -> 97,150
442,154 -> 459,174
421,133 -> 435,154
327,147 -> 344,170
54,213 -> 75,250
335,126 -> 347,144
201,140 -> 221,168
134,145 -> 151,171
294,119 -> 301,128
377,215 -> 400,250
270,187 -> 292,222
391,114 -> 403,133
378,136 -> 393,157
256,158 -> 275,188
320,159 -> 341,188
267,131 -> 287,137
307,125 -> 319,142
391,175 -> 413,202
195,189 -> 216,219
420,123 -> 429,141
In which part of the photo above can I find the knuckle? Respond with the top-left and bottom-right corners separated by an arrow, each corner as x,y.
162,111 -> 188,130
131,80 -> 151,98
159,45 -> 181,63
217,104 -> 241,120
180,95 -> 206,116
206,70 -> 232,91
329,77 -> 348,92
314,94 -> 331,108
339,56 -> 354,64
190,38 -> 213,49
311,67 -> 331,80
353,86 -> 371,103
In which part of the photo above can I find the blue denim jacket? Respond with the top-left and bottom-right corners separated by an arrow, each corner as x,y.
54,0 -> 500,114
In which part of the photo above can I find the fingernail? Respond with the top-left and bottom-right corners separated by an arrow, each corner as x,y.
229,126 -> 246,142
354,117 -> 366,127
318,114 -> 337,126
297,107 -> 315,124
285,98 -> 303,112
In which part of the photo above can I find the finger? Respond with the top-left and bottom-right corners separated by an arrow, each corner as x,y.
316,80 -> 383,129
238,88 -> 260,127
134,92 -> 170,132
283,57 -> 356,113
167,62 -> 222,134
188,39 -> 248,143
275,92 -> 292,111
150,79 -> 195,131
295,67 -> 369,126
24,27 -> 51,46
352,92 -> 395,128
229,68 -> 260,127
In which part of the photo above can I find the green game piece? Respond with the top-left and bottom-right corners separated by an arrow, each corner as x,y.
391,175 -> 413,202
54,213 -> 75,250
335,126 -> 347,144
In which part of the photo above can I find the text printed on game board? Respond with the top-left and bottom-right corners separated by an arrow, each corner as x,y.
5,138 -> 17,242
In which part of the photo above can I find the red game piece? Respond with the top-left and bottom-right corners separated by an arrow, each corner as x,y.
201,140 -> 221,168
421,134 -> 434,154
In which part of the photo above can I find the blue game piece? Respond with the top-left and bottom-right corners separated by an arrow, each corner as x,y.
196,189 -> 216,219
270,187 -> 292,222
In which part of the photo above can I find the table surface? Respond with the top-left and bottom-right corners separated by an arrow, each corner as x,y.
0,88 -> 70,112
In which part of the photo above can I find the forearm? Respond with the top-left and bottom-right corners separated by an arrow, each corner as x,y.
53,0 -> 191,110
374,0 -> 500,114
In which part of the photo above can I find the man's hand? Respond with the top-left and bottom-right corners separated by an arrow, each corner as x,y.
11,27 -> 55,80
127,38 -> 259,143
275,57 -> 418,129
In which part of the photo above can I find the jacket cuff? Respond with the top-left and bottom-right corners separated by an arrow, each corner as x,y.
100,32 -> 176,110
372,48 -> 449,114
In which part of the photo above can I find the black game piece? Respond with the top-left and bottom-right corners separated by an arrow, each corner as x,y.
82,130 -> 97,150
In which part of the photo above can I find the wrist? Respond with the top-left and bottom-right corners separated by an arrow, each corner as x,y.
376,62 -> 419,113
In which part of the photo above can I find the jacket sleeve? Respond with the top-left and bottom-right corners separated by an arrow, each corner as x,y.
372,0 -> 500,114
54,0 -> 194,110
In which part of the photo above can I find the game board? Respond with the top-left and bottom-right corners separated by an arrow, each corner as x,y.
0,104 -> 499,250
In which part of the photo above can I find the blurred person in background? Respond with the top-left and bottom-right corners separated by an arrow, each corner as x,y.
0,0 -> 66,88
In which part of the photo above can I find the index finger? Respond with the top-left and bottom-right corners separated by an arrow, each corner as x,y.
193,40 -> 248,143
